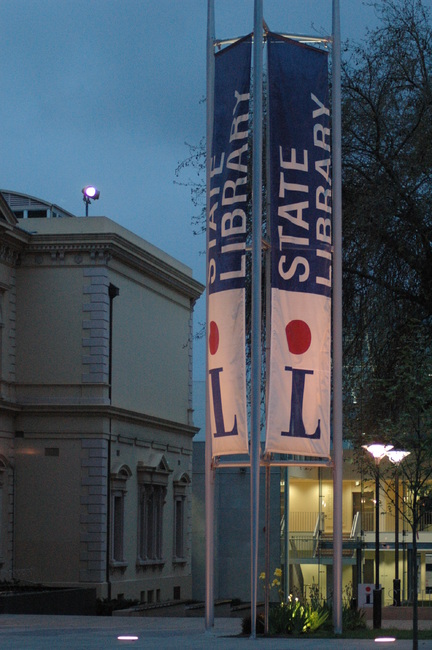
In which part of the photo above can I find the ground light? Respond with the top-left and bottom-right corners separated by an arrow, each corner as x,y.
374,638 -> 396,643
117,635 -> 139,641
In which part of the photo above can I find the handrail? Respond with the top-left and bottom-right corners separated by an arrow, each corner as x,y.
313,513 -> 324,538
351,511 -> 361,538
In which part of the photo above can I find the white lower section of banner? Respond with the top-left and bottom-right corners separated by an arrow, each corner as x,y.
265,290 -> 331,458
207,289 -> 248,456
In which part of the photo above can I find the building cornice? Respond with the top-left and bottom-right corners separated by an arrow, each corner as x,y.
22,232 -> 204,300
14,402 -> 200,438
0,221 -> 28,267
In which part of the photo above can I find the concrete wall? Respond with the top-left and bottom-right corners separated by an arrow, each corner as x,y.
109,265 -> 192,423
0,257 -> 18,580
16,266 -> 84,384
14,436 -> 82,584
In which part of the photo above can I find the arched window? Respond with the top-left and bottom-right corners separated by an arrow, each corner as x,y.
110,464 -> 132,566
137,455 -> 171,565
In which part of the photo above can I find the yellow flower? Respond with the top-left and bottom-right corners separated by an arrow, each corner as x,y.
274,568 -> 282,578
259,572 -> 266,581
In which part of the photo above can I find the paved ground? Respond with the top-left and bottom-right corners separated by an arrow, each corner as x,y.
0,615 -> 431,650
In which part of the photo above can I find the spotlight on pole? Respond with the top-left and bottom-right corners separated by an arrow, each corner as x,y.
82,185 -> 100,216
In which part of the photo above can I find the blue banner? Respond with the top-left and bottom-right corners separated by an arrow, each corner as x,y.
265,34 -> 331,458
207,36 -> 251,457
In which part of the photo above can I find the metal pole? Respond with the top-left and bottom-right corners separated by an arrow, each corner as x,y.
402,481 -> 406,603
264,464 -> 270,634
373,467 -> 382,628
394,471 -> 401,605
332,0 -> 343,635
205,0 -> 215,633
264,140 -> 272,634
250,0 -> 263,639
284,467 -> 290,600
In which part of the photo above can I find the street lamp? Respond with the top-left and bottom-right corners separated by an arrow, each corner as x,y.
82,185 -> 100,216
386,450 -> 410,606
362,443 -> 394,629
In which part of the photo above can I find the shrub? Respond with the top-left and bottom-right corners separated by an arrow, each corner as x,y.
269,595 -> 329,635
342,602 -> 366,630
241,612 -> 265,635
322,583 -> 367,632
96,597 -> 139,616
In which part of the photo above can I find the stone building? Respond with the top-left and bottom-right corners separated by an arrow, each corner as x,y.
0,190 -> 203,603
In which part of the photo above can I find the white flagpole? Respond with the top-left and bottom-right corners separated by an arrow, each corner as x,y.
250,0 -> 263,639
332,0 -> 343,635
205,0 -> 215,633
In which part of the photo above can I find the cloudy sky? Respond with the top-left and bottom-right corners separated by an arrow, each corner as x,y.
0,1 -> 426,380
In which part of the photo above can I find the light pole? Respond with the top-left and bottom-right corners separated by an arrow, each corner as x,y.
386,450 -> 410,606
363,444 -> 393,629
82,186 -> 100,216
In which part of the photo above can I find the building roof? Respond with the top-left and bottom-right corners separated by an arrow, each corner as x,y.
1,189 -> 75,219
0,190 -> 204,300
0,192 -> 18,226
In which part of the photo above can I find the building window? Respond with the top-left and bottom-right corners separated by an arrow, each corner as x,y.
139,484 -> 166,561
112,490 -> 125,562
0,456 -> 10,565
173,473 -> 190,563
174,496 -> 185,559
110,464 -> 132,567
137,455 -> 171,566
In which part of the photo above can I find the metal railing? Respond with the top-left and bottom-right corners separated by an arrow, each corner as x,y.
284,509 -> 432,536
288,534 -> 315,559
288,511 -> 320,532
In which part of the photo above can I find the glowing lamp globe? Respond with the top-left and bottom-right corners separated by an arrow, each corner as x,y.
82,185 -> 100,200
386,450 -> 410,465
362,444 -> 394,462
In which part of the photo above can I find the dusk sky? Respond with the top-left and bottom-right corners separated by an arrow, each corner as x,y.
1,1 -> 428,380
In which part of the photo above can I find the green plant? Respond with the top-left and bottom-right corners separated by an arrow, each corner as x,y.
342,583 -> 366,630
268,594 -> 329,635
342,604 -> 366,631
307,607 -> 331,632
308,581 -> 321,611
322,584 -> 366,632
259,567 -> 284,601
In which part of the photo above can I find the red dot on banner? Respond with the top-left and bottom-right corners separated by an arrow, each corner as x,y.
285,320 -> 311,355
209,321 -> 219,355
